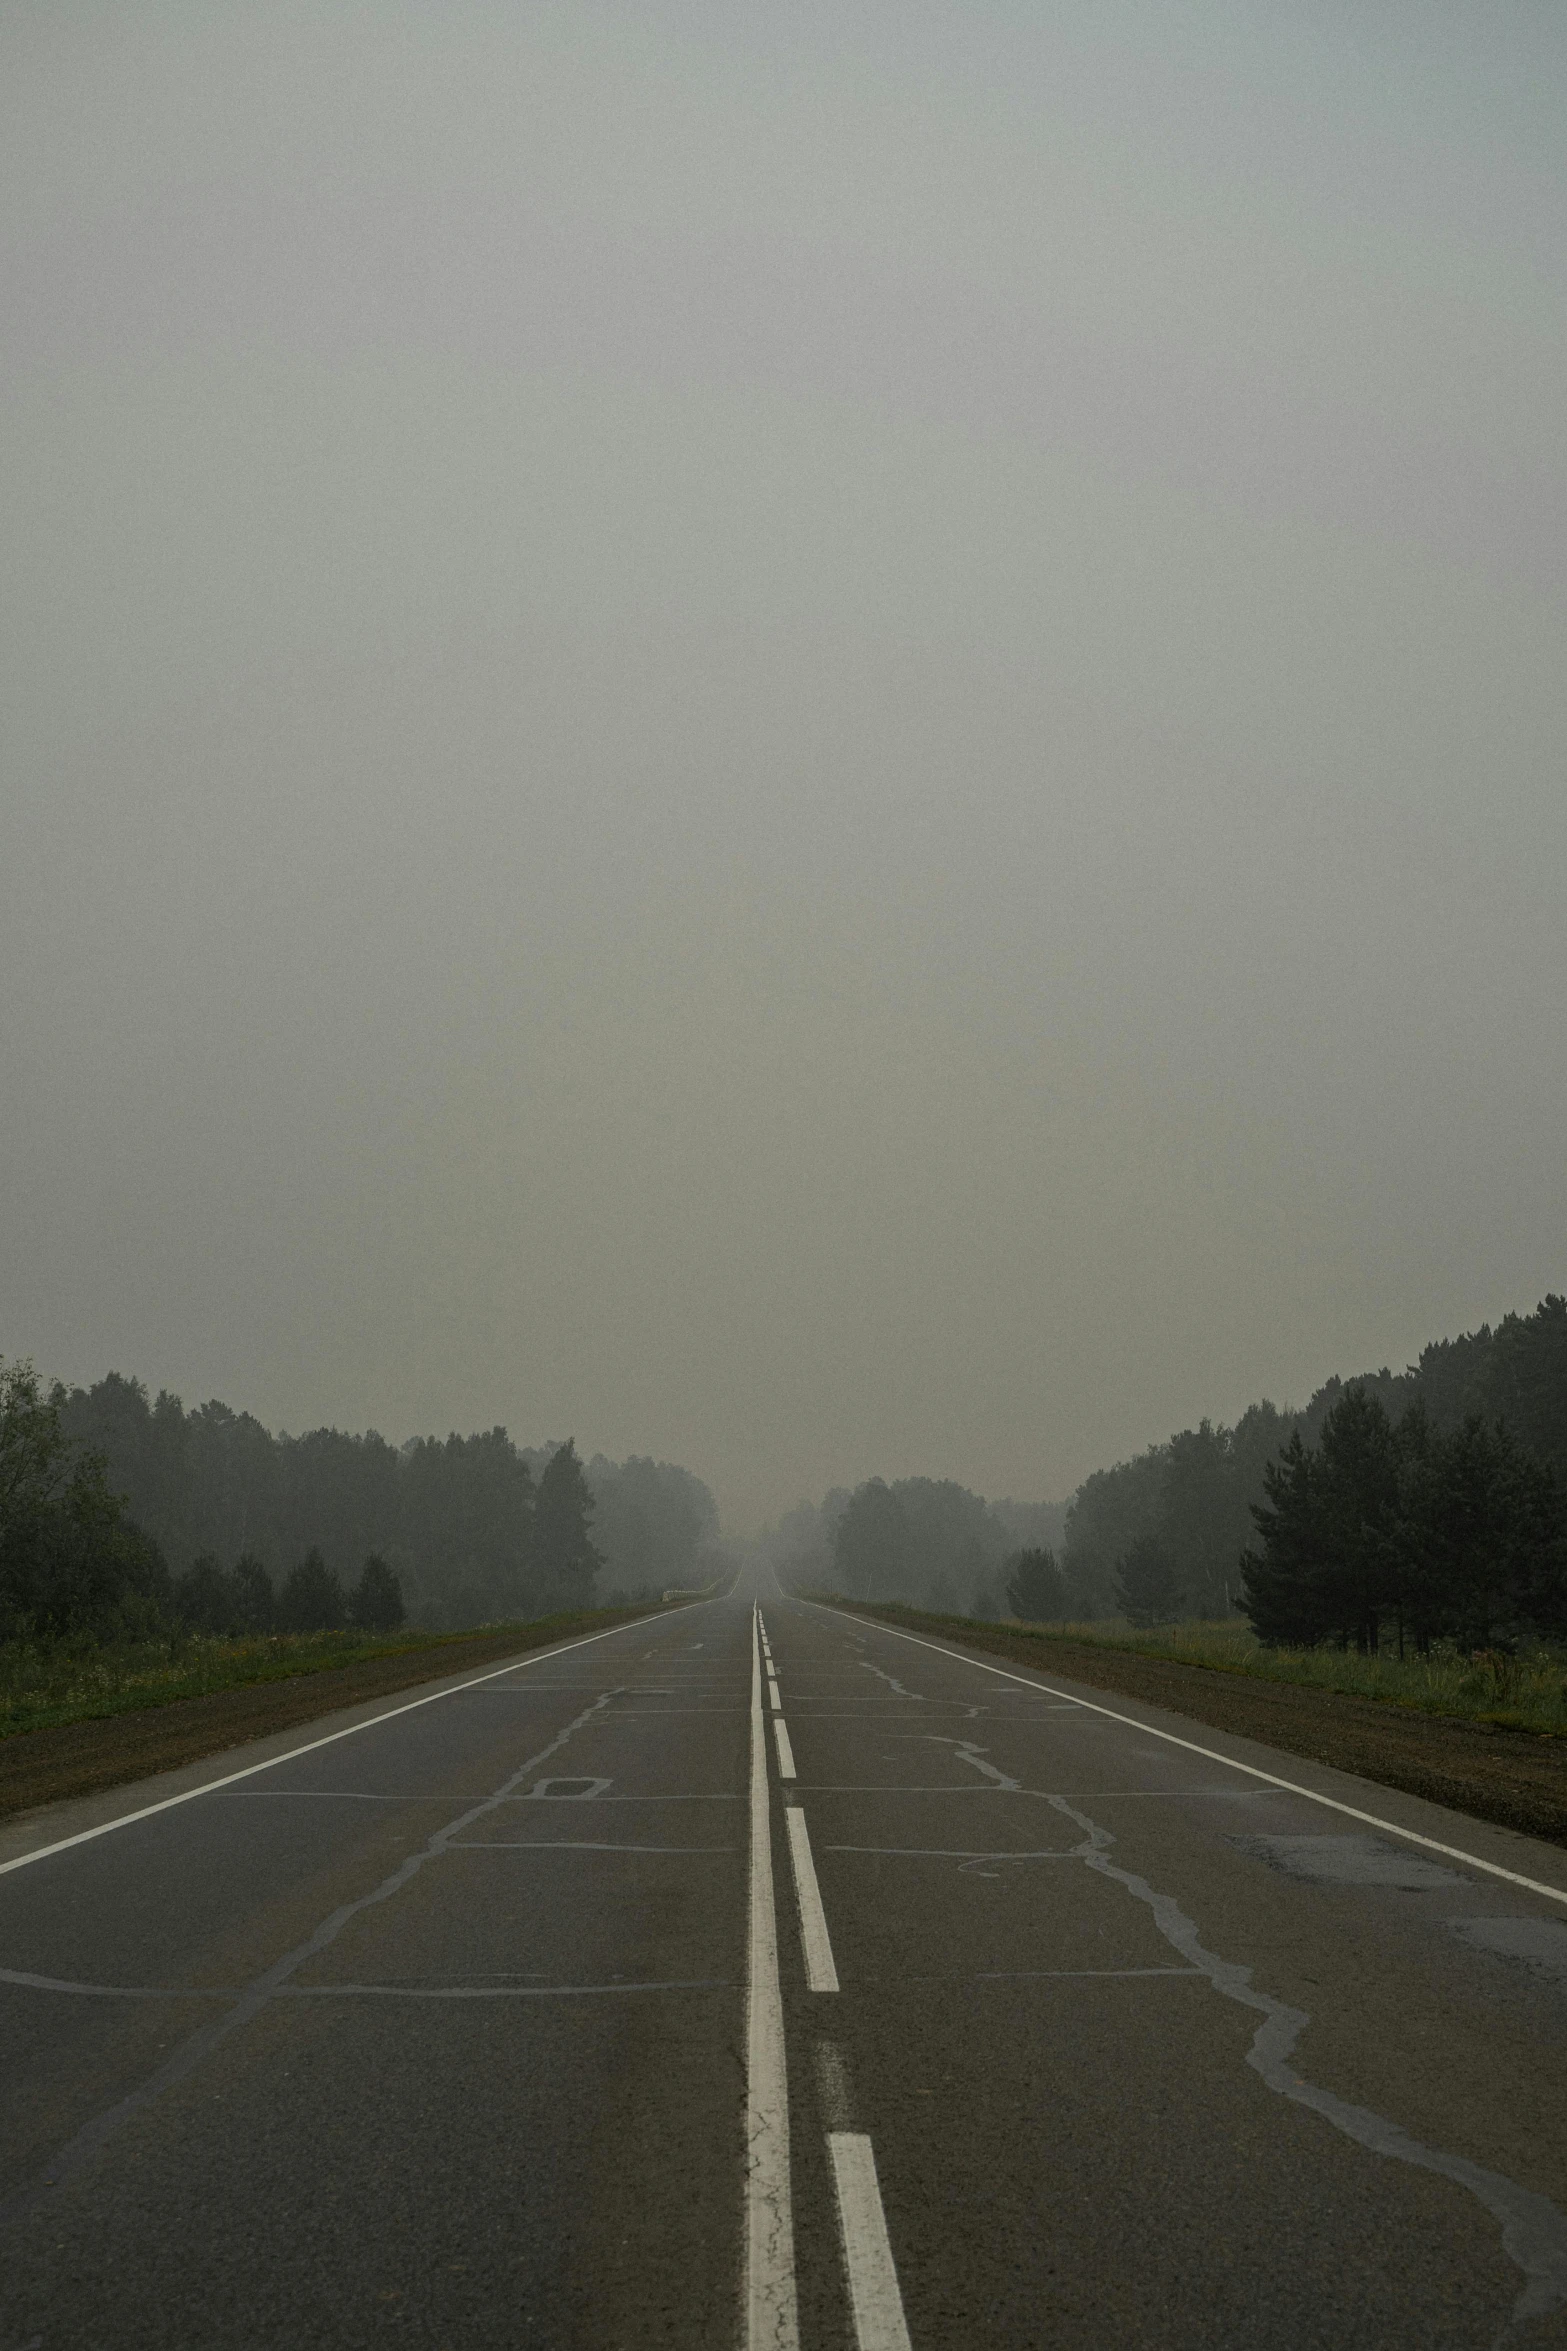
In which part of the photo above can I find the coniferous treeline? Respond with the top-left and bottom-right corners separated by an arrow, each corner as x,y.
0,1361 -> 169,1640
1059,1295 -> 1567,1626
1242,1388 -> 1565,1653
777,1296 -> 1567,1649
0,1362 -> 722,1641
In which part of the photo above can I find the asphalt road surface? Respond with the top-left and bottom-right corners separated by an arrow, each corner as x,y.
6,1583 -> 1567,2348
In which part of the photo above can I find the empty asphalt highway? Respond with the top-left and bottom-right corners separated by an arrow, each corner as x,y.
6,1586 -> 1567,2348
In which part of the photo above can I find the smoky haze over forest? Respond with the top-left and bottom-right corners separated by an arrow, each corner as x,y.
3,5 -> 1565,1532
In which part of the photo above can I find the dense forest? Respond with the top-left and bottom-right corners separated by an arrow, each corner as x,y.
1059,1294 -> 1566,1625
0,1361 -> 724,1642
781,1296 -> 1567,1650
7,1294 -> 1563,1655
764,1480 -> 1065,1618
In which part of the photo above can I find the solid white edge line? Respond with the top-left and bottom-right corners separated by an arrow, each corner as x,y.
828,2134 -> 912,2351
773,1717 -> 797,1779
747,1608 -> 798,2349
0,1603 -> 713,1879
802,1602 -> 1567,1910
785,1805 -> 840,1992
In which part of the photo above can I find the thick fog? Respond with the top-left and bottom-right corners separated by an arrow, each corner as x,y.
3,4 -> 1564,1529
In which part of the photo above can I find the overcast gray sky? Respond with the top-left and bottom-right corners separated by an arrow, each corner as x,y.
3,3 -> 1564,1529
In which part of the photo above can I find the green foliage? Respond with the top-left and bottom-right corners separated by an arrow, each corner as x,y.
276,1548 -> 347,1633
232,1555 -> 276,1633
0,1605 -> 646,1739
1058,1298 -> 1567,1628
532,1440 -> 603,1611
832,1480 -> 910,1598
172,1551 -> 281,1636
1243,1388 -> 1566,1652
0,1358 -> 169,1640
585,1454 -> 720,1595
1060,1406 -> 1294,1620
55,1374 -> 717,1626
828,1476 -> 1011,1611
350,1553 -> 406,1632
1114,1535 -> 1185,1629
859,1606 -> 1567,1737
1005,1546 -> 1067,1621
173,1554 -> 237,1634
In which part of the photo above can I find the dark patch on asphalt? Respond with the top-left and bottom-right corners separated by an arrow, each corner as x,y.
1228,1832 -> 1469,1890
1450,1915 -> 1567,1980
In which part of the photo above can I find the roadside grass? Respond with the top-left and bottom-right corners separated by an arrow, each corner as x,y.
0,1612 -> 633,1739
837,1603 -> 1567,1738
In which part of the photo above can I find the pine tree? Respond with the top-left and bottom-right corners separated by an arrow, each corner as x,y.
231,1554 -> 275,1633
831,1480 -> 909,1599
174,1554 -> 235,1634
1005,1547 -> 1067,1621
277,1548 -> 346,1632
532,1441 -> 603,1612
350,1553 -> 406,1633
1114,1536 -> 1184,1629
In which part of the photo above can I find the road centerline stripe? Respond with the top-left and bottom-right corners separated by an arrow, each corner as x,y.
828,2133 -> 912,2351
773,1718 -> 797,1779
785,1807 -> 840,1993
746,1607 -> 798,2350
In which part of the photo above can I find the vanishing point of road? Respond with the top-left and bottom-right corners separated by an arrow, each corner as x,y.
5,1581 -> 1567,2347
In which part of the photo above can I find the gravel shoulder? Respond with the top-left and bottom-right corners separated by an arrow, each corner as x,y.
0,1607 -> 663,1821
827,1602 -> 1567,1846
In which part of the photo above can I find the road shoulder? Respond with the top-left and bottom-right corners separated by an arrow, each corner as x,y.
809,1600 -> 1567,1849
0,1607 -> 666,1831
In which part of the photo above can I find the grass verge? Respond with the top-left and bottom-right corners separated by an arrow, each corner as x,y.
0,1604 -> 669,1821
807,1596 -> 1567,1849
0,1624 -> 532,1739
917,1615 -> 1567,1737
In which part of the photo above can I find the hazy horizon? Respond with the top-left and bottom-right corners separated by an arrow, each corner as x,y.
4,5 -> 1564,1532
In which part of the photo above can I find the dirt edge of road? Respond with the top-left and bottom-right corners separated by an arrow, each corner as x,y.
0,1607 -> 668,1821
815,1600 -> 1567,1848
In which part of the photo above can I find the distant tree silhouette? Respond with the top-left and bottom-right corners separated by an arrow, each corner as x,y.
532,1441 -> 603,1611
52,1374 -> 716,1630
174,1554 -> 235,1634
1005,1547 -> 1067,1621
0,1357 -> 168,1638
277,1548 -> 346,1633
831,1480 -> 910,1598
1114,1536 -> 1184,1628
231,1554 -> 275,1633
350,1554 -> 406,1633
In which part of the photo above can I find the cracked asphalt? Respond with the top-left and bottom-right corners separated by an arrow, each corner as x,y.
5,1584 -> 1567,2347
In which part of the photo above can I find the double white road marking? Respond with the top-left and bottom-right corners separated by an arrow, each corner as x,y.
746,1608 -> 797,2349
748,1606 -> 910,2351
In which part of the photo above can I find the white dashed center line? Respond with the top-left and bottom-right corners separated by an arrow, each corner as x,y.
746,1608 -> 797,2349
773,1717 -> 797,1780
785,1807 -> 839,1993
828,2133 -> 912,2351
